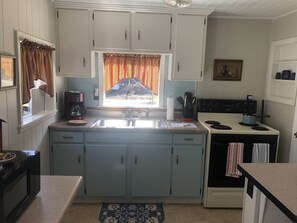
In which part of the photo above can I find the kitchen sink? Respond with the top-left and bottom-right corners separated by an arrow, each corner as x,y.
131,119 -> 166,128
91,119 -> 167,128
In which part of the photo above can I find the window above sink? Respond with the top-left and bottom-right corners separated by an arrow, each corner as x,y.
95,52 -> 170,108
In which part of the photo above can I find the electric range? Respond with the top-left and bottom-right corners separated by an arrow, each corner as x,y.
197,99 -> 280,208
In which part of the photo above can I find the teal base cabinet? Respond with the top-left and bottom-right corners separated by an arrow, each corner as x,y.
50,130 -> 206,200
51,131 -> 84,196
85,144 -> 126,196
171,134 -> 205,197
130,145 -> 171,197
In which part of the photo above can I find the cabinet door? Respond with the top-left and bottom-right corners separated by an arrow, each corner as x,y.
131,145 -> 171,196
85,144 -> 126,196
132,13 -> 171,52
172,145 -> 203,196
52,144 -> 84,195
171,15 -> 206,81
93,11 -> 130,50
57,9 -> 91,77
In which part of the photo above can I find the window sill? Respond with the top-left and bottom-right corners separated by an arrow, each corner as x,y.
19,110 -> 58,133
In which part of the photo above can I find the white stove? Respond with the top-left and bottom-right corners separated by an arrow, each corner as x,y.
199,113 -> 280,135
197,99 -> 280,208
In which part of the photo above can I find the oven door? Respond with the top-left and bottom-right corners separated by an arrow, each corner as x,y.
208,134 -> 278,188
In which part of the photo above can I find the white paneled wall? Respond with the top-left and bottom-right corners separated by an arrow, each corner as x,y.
0,0 -> 64,174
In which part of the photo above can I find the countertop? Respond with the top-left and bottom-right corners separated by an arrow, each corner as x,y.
238,163 -> 297,223
17,175 -> 82,223
48,117 -> 208,134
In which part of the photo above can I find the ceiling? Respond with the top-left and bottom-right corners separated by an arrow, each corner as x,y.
53,0 -> 297,19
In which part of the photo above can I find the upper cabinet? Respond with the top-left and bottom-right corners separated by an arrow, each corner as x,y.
131,12 -> 172,52
266,37 -> 297,105
56,9 -> 93,77
93,11 -> 130,50
170,15 -> 206,81
92,11 -> 172,53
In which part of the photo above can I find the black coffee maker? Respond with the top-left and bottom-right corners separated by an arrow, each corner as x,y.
64,91 -> 87,120
183,92 -> 196,120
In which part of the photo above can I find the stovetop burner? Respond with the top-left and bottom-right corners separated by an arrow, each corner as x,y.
251,126 -> 269,131
210,124 -> 232,130
205,120 -> 221,125
239,122 -> 259,127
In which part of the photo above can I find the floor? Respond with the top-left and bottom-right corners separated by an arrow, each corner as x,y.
61,203 -> 242,223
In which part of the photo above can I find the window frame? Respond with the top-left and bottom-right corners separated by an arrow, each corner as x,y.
16,31 -> 57,132
95,51 -> 169,108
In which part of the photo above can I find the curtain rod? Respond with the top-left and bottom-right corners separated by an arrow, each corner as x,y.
20,38 -> 55,51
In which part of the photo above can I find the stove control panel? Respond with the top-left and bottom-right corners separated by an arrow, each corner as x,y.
197,99 -> 257,113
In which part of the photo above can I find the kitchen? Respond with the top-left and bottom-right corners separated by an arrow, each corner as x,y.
0,0 -> 297,222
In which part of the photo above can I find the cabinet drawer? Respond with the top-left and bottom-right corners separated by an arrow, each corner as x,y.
132,133 -> 172,144
173,134 -> 203,145
85,132 -> 130,143
52,131 -> 83,143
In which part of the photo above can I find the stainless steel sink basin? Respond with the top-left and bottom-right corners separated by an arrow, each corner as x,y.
91,119 -> 131,128
131,119 -> 166,128
91,119 -> 167,129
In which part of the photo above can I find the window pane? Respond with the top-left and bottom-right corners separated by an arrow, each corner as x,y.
102,53 -> 161,107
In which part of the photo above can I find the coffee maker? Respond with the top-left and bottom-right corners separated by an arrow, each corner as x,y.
64,91 -> 86,120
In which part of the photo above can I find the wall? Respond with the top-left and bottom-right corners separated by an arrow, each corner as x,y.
0,0 -> 65,174
264,11 -> 297,162
197,18 -> 271,103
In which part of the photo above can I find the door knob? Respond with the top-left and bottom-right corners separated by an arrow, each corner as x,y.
294,132 -> 297,138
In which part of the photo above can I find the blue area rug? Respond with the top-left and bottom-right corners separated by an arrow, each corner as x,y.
99,203 -> 165,223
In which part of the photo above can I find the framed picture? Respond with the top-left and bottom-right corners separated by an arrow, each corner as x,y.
0,55 -> 16,90
213,59 -> 243,81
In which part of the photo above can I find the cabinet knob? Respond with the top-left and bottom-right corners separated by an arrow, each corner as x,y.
294,132 -> 297,138
135,156 -> 138,164
83,57 -> 86,67
176,155 -> 179,165
121,155 -> 124,164
177,62 -> 180,72
63,136 -> 74,139
78,155 -> 81,164
184,138 -> 194,141
125,30 -> 127,40
138,30 -> 140,40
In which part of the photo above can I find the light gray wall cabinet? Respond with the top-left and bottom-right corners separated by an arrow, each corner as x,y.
50,130 -> 205,200
92,11 -> 172,52
92,11 -> 130,50
170,14 -> 206,81
56,9 -> 92,77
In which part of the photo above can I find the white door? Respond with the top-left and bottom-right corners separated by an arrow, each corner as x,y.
289,97 -> 297,162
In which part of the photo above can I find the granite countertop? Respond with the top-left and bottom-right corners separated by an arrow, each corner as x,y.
48,117 -> 208,134
17,175 -> 82,223
238,163 -> 297,223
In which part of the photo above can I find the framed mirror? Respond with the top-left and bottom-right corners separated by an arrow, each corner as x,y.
0,55 -> 16,90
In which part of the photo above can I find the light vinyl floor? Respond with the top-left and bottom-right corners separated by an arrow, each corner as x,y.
61,203 -> 242,223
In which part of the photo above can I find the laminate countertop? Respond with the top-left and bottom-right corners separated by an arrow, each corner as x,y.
238,163 -> 297,223
48,117 -> 208,134
17,175 -> 82,223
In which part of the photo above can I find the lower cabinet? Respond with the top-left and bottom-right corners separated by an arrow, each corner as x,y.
85,144 -> 127,196
51,130 -> 205,199
130,145 -> 171,196
172,145 -> 203,196
52,144 -> 84,196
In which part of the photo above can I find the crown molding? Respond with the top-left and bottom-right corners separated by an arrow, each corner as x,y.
52,0 -> 214,15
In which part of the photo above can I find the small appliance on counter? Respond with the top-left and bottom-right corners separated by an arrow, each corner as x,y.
183,92 -> 196,121
0,150 -> 40,223
64,91 -> 87,120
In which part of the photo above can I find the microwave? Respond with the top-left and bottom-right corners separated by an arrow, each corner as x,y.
0,150 -> 40,223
